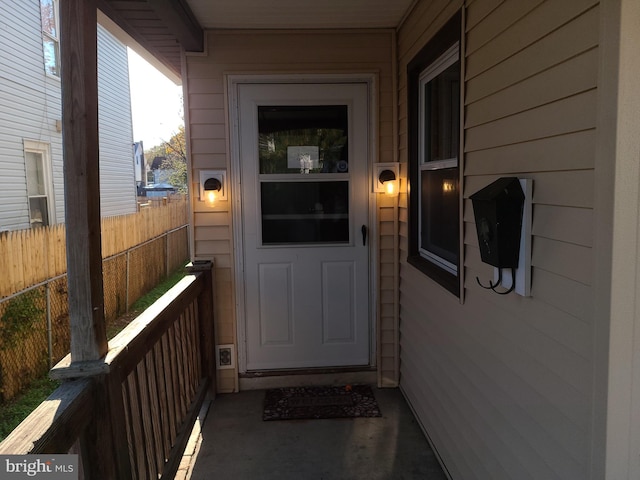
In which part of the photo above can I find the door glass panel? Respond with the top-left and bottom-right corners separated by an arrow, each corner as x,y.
261,181 -> 349,244
258,106 -> 348,174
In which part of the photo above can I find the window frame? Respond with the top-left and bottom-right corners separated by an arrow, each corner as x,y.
24,140 -> 55,227
407,12 -> 462,296
40,0 -> 60,78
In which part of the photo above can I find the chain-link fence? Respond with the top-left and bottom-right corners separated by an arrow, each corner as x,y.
0,225 -> 189,403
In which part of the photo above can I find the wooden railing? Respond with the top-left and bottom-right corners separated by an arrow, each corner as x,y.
0,261 -> 216,480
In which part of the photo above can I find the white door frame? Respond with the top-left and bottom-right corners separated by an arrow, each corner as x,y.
227,73 -> 379,374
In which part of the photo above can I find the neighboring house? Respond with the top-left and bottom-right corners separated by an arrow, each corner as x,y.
0,0 -> 136,231
53,0 -> 640,479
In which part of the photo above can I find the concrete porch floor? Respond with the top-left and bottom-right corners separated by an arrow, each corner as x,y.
182,387 -> 449,480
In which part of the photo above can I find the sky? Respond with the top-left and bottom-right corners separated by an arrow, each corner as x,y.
127,48 -> 184,150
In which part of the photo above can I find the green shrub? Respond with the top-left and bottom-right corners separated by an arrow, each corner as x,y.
0,289 -> 45,351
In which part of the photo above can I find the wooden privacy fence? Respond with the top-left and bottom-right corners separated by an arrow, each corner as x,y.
0,198 -> 190,402
0,263 -> 216,480
0,196 -> 189,299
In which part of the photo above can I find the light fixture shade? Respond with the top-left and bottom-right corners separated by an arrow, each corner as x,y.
204,177 -> 222,192
378,169 -> 396,184
199,170 -> 227,204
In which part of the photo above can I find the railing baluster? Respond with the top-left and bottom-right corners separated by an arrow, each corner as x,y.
144,350 -> 165,474
0,262 -> 216,480
125,372 -> 146,479
136,361 -> 158,480
153,341 -> 172,461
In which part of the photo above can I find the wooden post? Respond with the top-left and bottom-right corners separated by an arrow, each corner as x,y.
60,0 -> 108,362
186,261 -> 216,396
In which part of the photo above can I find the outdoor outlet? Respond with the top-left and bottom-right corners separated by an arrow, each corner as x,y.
216,344 -> 235,370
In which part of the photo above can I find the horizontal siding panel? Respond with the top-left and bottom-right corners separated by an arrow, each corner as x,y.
465,280 -> 592,398
190,124 -> 226,139
0,2 -> 48,90
191,139 -> 228,155
194,226 -> 230,241
465,0 -> 504,30
465,0 -> 543,56
465,170 -> 594,209
466,0 -> 598,78
466,7 -> 599,103
190,109 -> 226,124
465,90 -> 597,152
401,293 -> 589,479
531,170 -> 594,208
189,93 -> 224,109
206,33 -> 393,66
531,268 -> 593,320
187,78 -> 224,95
196,240 -> 230,255
193,212 -> 232,227
397,0 -> 459,66
191,154 -> 228,170
462,249 -> 593,358
466,48 -> 598,128
533,205 -> 593,247
401,364 -> 484,480
97,25 -> 136,217
532,236 -> 592,285
464,130 -> 596,175
402,270 -> 592,428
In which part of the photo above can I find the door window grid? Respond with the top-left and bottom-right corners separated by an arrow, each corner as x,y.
257,105 -> 352,246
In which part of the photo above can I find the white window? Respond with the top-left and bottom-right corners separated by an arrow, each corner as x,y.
407,12 -> 461,295
418,43 -> 460,276
24,141 -> 54,227
40,0 -> 60,77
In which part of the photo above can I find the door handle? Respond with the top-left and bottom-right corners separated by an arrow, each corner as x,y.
361,225 -> 367,246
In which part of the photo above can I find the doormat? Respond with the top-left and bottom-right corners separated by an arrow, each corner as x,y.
263,385 -> 382,421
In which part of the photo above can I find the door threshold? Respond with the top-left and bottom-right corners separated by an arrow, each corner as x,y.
238,367 -> 377,391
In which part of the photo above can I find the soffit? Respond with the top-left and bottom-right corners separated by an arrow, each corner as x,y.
186,0 -> 416,29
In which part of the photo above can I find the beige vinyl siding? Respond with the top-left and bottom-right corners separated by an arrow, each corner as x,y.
186,29 -> 395,392
398,1 -> 599,479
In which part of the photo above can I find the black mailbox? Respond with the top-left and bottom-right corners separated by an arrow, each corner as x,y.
470,177 -> 524,268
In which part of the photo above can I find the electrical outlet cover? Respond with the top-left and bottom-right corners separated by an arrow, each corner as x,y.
215,344 -> 235,369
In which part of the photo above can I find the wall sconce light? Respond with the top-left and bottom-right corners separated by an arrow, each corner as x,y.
379,170 -> 397,195
373,163 -> 400,196
199,170 -> 227,206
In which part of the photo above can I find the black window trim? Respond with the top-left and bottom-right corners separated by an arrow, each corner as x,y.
407,11 -> 462,296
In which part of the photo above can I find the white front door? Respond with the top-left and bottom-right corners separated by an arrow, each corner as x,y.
237,82 -> 370,371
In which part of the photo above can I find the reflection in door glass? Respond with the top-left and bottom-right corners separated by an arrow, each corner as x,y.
261,181 -> 349,244
258,106 -> 348,174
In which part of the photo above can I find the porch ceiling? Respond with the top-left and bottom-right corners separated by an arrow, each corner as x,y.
97,0 -> 415,79
186,0 -> 417,30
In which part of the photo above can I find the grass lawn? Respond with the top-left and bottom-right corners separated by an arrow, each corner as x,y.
0,265 -> 188,442
0,377 -> 60,441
